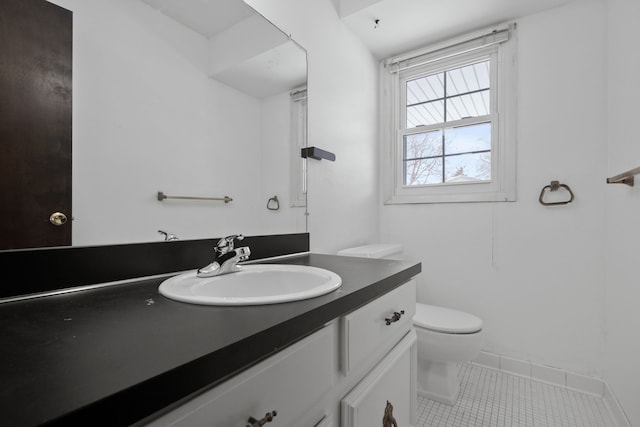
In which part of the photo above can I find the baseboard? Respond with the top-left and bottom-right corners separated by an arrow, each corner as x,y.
471,351 -> 631,427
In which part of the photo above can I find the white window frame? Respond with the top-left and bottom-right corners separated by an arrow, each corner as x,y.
381,24 -> 517,204
290,87 -> 307,207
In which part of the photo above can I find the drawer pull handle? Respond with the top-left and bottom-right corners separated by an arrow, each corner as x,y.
385,310 -> 405,325
383,400 -> 398,427
247,410 -> 277,426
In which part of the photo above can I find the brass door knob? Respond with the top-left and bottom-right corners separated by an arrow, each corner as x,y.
49,212 -> 68,226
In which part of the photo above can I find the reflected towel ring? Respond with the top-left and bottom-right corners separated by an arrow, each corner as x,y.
267,195 -> 280,211
539,181 -> 574,206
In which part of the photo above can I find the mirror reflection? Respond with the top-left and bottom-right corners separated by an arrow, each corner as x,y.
0,0 -> 307,250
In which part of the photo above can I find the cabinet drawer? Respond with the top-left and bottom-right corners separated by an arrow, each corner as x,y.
341,279 -> 416,375
147,326 -> 335,427
341,329 -> 417,427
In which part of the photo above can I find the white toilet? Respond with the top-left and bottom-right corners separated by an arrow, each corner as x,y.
413,302 -> 483,404
337,243 -> 484,405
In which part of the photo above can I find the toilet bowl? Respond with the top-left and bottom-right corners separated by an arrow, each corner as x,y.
337,243 -> 484,406
413,303 -> 483,404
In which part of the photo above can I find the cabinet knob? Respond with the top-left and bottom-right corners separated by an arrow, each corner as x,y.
247,410 -> 277,427
383,400 -> 398,427
385,310 -> 405,325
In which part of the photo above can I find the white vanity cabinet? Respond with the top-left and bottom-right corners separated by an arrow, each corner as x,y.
338,279 -> 417,427
146,326 -> 335,427
145,279 -> 417,427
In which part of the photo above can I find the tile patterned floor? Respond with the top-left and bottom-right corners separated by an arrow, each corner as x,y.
415,363 -> 616,427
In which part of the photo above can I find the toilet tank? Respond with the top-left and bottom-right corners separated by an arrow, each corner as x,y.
337,243 -> 404,260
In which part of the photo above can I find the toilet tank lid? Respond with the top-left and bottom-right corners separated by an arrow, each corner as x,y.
414,303 -> 483,333
337,243 -> 403,259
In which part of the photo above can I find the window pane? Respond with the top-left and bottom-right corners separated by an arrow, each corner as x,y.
404,159 -> 443,185
406,100 -> 444,127
444,122 -> 491,155
445,152 -> 491,182
403,130 -> 443,160
405,61 -> 491,128
406,73 -> 444,104
446,90 -> 490,121
446,61 -> 490,96
403,130 -> 443,186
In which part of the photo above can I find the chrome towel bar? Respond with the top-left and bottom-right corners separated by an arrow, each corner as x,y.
157,191 -> 233,203
606,166 -> 640,187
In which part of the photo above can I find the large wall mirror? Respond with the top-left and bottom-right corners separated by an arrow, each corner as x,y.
0,0 -> 307,251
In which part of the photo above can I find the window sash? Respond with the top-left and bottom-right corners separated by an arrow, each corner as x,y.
399,49 -> 496,130
399,117 -> 493,186
395,48 -> 497,190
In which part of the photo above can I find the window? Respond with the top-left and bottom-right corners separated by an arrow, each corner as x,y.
382,24 -> 517,204
290,87 -> 307,207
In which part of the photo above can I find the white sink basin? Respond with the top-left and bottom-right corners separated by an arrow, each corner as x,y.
158,264 -> 342,306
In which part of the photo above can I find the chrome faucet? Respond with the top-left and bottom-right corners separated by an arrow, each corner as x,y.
197,234 -> 251,277
158,230 -> 179,241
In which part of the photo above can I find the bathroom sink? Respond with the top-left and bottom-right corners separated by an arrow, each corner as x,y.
158,264 -> 342,306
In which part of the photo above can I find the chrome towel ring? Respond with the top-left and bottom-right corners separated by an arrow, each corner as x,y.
539,181 -> 574,206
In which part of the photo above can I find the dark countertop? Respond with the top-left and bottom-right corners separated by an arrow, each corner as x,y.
0,253 -> 421,426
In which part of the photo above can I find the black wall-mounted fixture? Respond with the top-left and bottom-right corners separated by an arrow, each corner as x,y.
301,146 -> 336,162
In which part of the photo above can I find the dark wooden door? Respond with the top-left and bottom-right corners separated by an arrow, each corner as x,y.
0,0 -> 72,250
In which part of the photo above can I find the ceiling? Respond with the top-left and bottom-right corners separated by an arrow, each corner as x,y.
138,0 -> 306,98
140,0 -> 254,38
136,0 -> 577,95
339,0 -> 576,59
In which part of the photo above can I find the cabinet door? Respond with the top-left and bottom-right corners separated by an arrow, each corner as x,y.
341,330 -> 417,427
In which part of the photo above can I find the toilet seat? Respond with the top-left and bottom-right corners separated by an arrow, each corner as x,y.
414,303 -> 482,334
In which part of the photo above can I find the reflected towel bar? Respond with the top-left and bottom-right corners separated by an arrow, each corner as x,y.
606,166 -> 640,187
157,191 -> 233,203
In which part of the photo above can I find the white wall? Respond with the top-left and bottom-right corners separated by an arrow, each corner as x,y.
605,0 -> 640,424
49,0 -> 304,246
259,91 -> 309,234
248,0 -> 635,392
246,0 -> 380,254
380,0 -> 608,376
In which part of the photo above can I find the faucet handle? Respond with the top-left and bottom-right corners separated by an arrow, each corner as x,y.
215,234 -> 244,254
158,230 -> 179,241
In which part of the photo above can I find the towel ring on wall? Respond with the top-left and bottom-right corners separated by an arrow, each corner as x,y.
538,181 -> 574,206
267,195 -> 280,211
